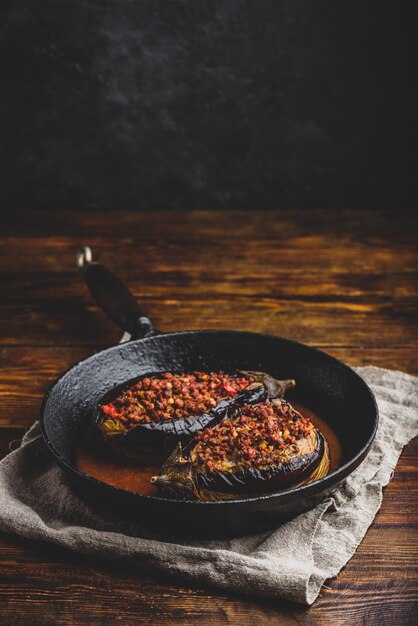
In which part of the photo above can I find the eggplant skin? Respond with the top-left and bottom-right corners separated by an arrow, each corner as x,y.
238,371 -> 296,401
91,381 -> 270,463
92,373 -> 295,463
194,430 -> 325,495
150,444 -> 196,500
152,428 -> 329,500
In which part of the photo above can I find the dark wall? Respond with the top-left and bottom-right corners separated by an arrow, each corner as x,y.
0,1 -> 408,210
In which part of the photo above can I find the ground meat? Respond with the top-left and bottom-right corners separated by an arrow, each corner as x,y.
100,371 -> 252,428
194,400 -> 314,471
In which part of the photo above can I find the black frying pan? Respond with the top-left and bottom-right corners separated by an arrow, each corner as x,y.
40,248 -> 378,537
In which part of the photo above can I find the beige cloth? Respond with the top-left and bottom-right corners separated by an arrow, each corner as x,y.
0,366 -> 417,605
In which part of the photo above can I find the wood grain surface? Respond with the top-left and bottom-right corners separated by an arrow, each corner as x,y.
0,209 -> 417,625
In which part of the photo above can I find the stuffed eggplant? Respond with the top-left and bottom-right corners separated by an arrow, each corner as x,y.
92,371 -> 296,462
151,398 -> 330,500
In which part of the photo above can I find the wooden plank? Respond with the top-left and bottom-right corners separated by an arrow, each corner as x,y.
0,299 -> 416,347
3,209 -> 418,241
0,236 -> 417,274
0,553 -> 415,626
0,278 -> 417,347
0,348 -> 93,426
3,269 -> 417,301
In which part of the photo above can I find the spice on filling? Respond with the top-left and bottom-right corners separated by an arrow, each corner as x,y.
193,400 -> 315,472
100,372 -> 253,428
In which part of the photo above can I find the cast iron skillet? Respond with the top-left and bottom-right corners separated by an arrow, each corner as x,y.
40,247 -> 378,537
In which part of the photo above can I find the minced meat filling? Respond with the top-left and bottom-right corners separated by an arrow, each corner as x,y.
100,372 -> 252,427
193,400 -> 315,472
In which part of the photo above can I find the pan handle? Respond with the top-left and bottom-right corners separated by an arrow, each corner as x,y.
77,246 -> 156,339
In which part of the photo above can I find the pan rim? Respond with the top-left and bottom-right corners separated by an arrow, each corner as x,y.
39,329 -> 379,507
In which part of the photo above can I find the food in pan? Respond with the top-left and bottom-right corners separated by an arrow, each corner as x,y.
92,371 -> 296,462
86,369 -> 330,499
151,398 -> 330,500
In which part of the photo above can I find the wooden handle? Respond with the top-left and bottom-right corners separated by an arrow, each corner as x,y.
78,247 -> 155,339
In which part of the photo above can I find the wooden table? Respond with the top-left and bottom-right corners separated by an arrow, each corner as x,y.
1,209 -> 417,625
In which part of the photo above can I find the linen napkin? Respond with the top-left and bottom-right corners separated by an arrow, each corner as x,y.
0,366 -> 417,605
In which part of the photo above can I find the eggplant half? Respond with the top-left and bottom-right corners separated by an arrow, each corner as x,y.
91,371 -> 296,463
151,401 -> 330,500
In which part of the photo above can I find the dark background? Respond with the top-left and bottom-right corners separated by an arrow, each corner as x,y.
0,1 -> 409,211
